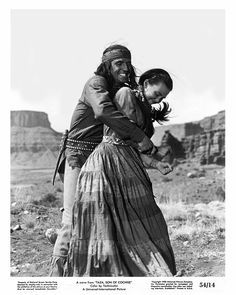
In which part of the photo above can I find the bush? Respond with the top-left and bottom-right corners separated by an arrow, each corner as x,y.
31,192 -> 61,208
55,187 -> 63,193
161,177 -> 172,183
25,221 -> 35,229
42,193 -> 57,203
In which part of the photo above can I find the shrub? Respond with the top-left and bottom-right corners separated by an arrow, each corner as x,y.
55,187 -> 63,193
25,221 -> 35,229
161,177 -> 172,182
42,193 -> 57,203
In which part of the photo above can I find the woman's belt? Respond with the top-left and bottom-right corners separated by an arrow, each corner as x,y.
102,135 -> 128,146
52,130 -> 99,184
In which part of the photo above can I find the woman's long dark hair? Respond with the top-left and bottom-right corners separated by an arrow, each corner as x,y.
94,45 -> 138,96
139,68 -> 173,124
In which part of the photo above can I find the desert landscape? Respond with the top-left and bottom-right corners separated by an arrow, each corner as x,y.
10,110 -> 225,277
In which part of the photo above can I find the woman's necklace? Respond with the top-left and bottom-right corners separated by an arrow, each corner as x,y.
139,88 -> 152,111
135,87 -> 159,122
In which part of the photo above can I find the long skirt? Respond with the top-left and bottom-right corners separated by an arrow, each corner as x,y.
65,142 -> 176,276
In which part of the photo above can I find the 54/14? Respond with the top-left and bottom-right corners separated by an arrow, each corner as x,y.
199,282 -> 215,288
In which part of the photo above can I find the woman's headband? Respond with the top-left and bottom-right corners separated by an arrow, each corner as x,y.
102,49 -> 131,63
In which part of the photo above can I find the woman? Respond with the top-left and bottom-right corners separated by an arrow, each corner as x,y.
64,69 -> 177,277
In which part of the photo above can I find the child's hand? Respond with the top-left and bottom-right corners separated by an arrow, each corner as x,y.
156,161 -> 173,175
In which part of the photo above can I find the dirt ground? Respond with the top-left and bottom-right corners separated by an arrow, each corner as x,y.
10,160 -> 225,277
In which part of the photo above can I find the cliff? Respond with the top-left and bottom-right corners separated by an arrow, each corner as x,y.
152,110 -> 225,165
11,111 -> 52,128
11,111 -> 62,168
152,110 -> 225,146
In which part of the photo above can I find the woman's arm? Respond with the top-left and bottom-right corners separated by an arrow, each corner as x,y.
140,154 -> 173,175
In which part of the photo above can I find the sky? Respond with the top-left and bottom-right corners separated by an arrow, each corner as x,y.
11,9 -> 225,132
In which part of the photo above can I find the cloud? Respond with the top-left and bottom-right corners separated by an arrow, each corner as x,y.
10,89 -> 63,131
10,89 -> 33,110
165,88 -> 225,125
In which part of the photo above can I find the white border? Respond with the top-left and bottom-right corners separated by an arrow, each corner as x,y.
2,1 -> 235,294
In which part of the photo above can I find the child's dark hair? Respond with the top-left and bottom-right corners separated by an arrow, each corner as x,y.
139,68 -> 173,124
151,102 -> 172,124
138,68 -> 173,91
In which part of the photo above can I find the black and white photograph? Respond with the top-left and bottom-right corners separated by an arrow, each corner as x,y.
3,1 -> 235,294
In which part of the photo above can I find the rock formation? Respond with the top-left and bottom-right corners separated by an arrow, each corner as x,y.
11,111 -> 51,128
153,110 -> 225,165
184,129 -> 225,165
11,111 -> 62,168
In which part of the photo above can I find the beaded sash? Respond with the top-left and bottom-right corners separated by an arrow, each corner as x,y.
102,135 -> 128,146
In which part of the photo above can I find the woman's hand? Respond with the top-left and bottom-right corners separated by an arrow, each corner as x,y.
156,161 -> 173,175
153,145 -> 172,161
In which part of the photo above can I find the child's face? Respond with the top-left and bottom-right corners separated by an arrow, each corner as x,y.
144,81 -> 170,105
